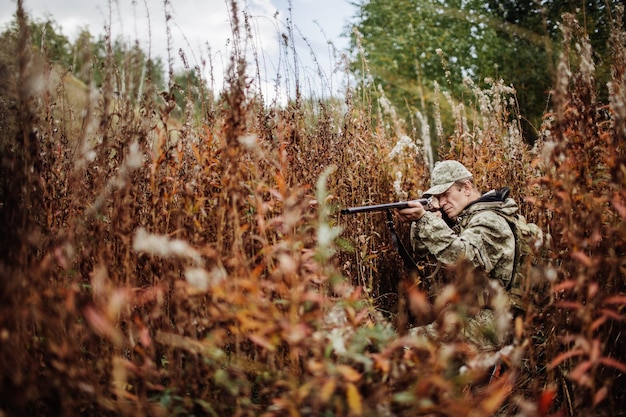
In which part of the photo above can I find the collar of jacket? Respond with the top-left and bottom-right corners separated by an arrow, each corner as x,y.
456,187 -> 514,224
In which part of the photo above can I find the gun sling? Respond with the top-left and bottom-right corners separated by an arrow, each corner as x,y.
385,209 -> 421,272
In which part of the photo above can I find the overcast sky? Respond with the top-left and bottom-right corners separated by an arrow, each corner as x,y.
1,0 -> 357,102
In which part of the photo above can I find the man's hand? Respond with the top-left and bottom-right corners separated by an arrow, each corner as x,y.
396,199 -> 441,222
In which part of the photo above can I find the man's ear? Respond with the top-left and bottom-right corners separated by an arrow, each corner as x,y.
461,180 -> 472,195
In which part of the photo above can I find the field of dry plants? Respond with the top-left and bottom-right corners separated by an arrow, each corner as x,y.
1,3 -> 626,417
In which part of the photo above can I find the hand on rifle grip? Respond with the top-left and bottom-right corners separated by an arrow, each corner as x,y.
396,197 -> 439,223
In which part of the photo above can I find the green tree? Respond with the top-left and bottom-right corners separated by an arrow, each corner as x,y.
171,67 -> 214,122
350,0 -> 508,144
350,0 -> 624,143
1,12 -> 166,103
27,17 -> 73,65
483,0 -> 623,137
103,37 -> 166,104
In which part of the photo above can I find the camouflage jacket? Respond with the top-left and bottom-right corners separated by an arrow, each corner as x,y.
410,189 -> 517,288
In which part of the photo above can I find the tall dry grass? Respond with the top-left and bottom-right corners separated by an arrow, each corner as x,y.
1,1 -> 625,416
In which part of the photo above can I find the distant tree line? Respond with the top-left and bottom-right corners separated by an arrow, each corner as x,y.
0,12 -> 211,120
349,0 -> 625,144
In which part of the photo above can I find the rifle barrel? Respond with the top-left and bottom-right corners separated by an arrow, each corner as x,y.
340,198 -> 430,215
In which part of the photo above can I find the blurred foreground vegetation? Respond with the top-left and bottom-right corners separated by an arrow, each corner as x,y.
1,2 -> 625,416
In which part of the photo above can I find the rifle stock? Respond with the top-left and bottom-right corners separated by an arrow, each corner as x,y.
340,198 -> 432,215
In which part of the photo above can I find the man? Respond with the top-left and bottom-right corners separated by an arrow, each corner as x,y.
396,160 -> 518,348
396,160 -> 517,290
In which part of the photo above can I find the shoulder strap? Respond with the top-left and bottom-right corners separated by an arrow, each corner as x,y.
488,210 -> 522,291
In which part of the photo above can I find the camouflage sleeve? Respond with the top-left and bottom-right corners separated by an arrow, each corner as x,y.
410,211 -> 515,283
410,211 -> 445,255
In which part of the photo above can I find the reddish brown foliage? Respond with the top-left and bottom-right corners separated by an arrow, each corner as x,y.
1,3 -> 625,417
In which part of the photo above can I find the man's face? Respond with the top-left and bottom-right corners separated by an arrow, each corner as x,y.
435,183 -> 469,219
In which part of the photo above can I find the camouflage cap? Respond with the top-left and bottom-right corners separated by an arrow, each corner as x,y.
423,160 -> 473,196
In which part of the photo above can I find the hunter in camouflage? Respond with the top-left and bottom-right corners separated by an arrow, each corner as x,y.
397,160 -> 518,349
397,160 -> 516,288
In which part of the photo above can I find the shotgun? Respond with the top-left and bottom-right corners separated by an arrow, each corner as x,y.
340,198 -> 433,215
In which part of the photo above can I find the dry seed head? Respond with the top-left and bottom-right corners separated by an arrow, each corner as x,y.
238,133 -> 259,150
184,267 -> 211,291
133,228 -> 203,266
388,135 -> 419,160
277,253 -> 298,276
415,110 -> 433,169
125,141 -> 143,170
489,280 -> 513,340
378,87 -> 399,123
433,81 -> 444,140
555,60 -> 572,100
393,171 -> 408,200
184,266 -> 226,291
